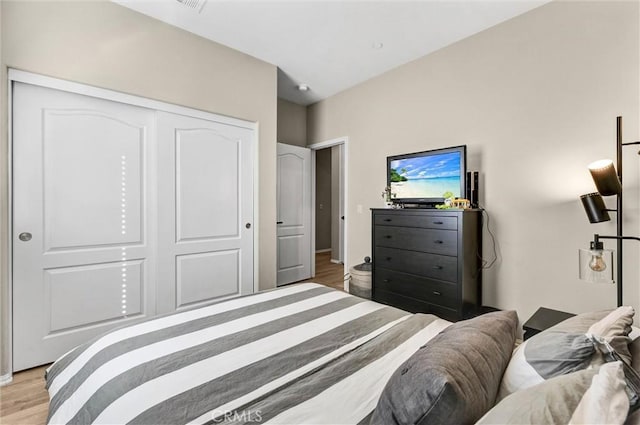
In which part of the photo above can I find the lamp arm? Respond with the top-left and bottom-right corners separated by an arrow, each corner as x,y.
593,234 -> 640,244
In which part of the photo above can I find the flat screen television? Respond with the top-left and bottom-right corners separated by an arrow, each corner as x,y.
387,145 -> 467,207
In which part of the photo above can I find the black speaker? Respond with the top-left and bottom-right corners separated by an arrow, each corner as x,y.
465,171 -> 480,208
471,171 -> 479,208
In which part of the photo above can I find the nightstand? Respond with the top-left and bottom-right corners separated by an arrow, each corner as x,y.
523,307 -> 575,340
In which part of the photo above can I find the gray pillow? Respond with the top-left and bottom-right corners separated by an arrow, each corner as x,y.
370,310 -> 517,425
499,306 -> 635,399
552,307 -> 633,365
522,330 -> 595,379
478,362 -> 630,425
550,309 -> 613,332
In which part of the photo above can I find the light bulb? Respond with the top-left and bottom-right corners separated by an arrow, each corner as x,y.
589,252 -> 607,272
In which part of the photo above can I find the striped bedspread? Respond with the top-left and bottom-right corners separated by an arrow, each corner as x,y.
45,283 -> 451,424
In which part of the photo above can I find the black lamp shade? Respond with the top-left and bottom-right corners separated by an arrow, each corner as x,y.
580,192 -> 611,223
588,159 -> 622,196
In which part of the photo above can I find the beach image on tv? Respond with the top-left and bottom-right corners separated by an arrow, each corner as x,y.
390,152 -> 461,198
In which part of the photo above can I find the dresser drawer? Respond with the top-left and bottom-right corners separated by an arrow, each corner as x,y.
374,226 -> 457,256
374,268 -> 458,309
374,289 -> 459,321
374,214 -> 457,230
374,246 -> 457,283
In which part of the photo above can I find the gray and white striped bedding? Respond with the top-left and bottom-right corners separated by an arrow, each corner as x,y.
45,283 -> 451,424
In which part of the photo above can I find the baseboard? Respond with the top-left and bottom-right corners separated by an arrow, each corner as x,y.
315,249 -> 332,253
330,259 -> 343,265
0,372 -> 13,387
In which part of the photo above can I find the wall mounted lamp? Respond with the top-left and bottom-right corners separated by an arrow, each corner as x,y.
579,116 -> 640,306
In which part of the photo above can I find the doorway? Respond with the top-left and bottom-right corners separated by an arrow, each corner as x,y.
310,137 -> 348,290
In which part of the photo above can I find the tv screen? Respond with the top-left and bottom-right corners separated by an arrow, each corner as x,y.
387,145 -> 466,205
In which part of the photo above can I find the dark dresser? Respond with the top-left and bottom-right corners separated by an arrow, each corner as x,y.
371,208 -> 482,321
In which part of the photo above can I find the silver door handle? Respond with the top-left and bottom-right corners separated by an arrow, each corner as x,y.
18,232 -> 32,242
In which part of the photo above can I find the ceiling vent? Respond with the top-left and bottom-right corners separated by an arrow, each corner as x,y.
176,0 -> 207,13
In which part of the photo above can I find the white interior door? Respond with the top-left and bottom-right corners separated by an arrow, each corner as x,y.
156,112 -> 254,312
276,143 -> 311,285
12,82 -> 157,371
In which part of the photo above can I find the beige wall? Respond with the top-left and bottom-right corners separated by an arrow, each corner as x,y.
308,1 -> 640,322
277,98 -> 307,147
315,148 -> 332,251
0,0 -> 277,377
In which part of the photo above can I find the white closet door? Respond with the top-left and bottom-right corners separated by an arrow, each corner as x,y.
156,112 -> 254,313
12,82 -> 157,371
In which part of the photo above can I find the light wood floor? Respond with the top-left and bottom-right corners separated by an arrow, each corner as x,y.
0,365 -> 49,425
0,252 -> 345,424
301,251 -> 346,291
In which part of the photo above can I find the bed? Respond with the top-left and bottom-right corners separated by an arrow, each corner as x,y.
45,283 -> 451,424
45,283 -> 639,425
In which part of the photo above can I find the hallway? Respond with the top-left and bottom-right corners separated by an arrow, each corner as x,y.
302,251 -> 345,291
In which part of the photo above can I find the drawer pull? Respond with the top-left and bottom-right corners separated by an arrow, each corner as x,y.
433,221 -> 444,225
383,218 -> 392,222
433,291 -> 442,296
384,235 -> 392,239
385,257 -> 392,261
434,240 -> 444,244
433,265 -> 443,270
383,279 -> 391,283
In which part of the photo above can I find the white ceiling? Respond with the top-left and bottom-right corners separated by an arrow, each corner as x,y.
114,0 -> 550,106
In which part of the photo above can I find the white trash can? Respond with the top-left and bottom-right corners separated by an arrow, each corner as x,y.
349,257 -> 372,299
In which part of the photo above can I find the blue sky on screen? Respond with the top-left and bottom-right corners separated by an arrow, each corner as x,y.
391,152 -> 460,180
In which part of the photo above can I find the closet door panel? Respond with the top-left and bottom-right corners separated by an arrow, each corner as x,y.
12,82 -> 156,371
176,250 -> 239,308
176,129 -> 239,241
43,111 -> 144,249
156,112 -> 254,313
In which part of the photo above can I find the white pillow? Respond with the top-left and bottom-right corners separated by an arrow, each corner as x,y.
479,362 -> 629,425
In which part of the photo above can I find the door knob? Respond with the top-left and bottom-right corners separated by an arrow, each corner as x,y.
245,223 -> 252,229
18,232 -> 32,242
